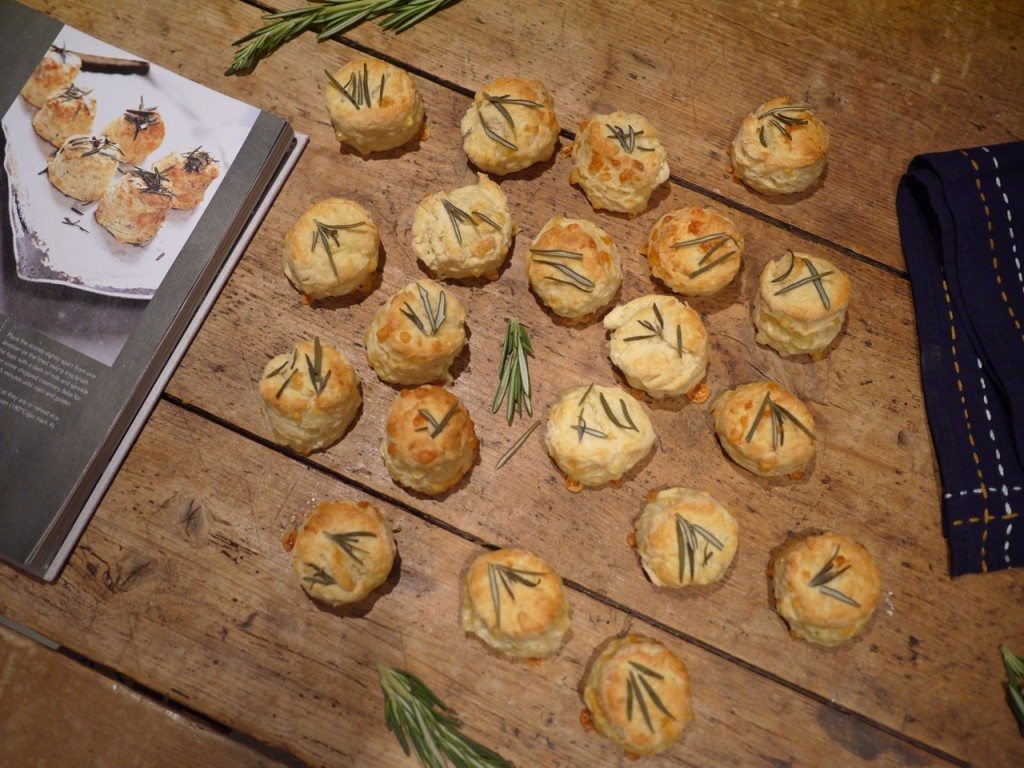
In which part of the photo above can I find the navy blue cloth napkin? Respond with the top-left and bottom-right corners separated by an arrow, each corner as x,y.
898,142 -> 1024,576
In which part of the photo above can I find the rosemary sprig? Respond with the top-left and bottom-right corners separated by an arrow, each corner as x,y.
621,303 -> 685,358
302,562 -> 336,587
491,318 -> 533,424
599,392 -> 639,432
574,408 -> 607,443
495,421 -> 540,470
61,216 -> 88,233
123,96 -> 159,140
305,336 -> 332,396
1002,646 -> 1024,731
773,256 -> 833,309
126,166 -> 174,198
55,83 -> 91,118
417,403 -> 459,438
400,283 -> 446,336
73,136 -> 123,162
606,123 -> 655,153
310,218 -> 365,276
625,661 -> 674,733
325,61 -> 386,109
182,146 -> 214,173
743,390 -> 816,450
808,545 -> 860,607
324,530 -> 376,564
675,514 -> 725,582
487,562 -> 543,629
482,92 -> 542,129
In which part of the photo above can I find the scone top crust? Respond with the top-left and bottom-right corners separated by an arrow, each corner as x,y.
259,337 -> 361,420
757,251 -> 851,323
51,135 -> 123,167
604,295 -> 709,399
101,99 -> 165,165
411,173 -> 513,280
292,500 -> 397,605
732,97 -> 828,195
461,76 -> 560,174
583,634 -> 693,756
21,46 -> 82,107
283,198 -> 380,299
526,217 -> 622,320
463,548 -> 567,640
635,487 -> 739,587
645,206 -> 745,296
569,111 -> 670,215
47,136 -> 123,202
152,147 -> 221,209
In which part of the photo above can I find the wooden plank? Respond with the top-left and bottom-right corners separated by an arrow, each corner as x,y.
0,402 -> 950,768
0,624 -> 282,768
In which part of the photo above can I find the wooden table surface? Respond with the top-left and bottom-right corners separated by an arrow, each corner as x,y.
2,1 -> 1023,766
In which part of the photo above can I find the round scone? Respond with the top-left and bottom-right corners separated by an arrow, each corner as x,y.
526,217 -> 621,321
712,380 -> 816,478
583,634 -> 693,756
32,84 -> 96,148
604,295 -> 709,400
460,548 -> 571,659
753,250 -> 852,359
411,173 -> 512,280
569,111 -> 669,215
460,77 -> 559,175
292,500 -> 397,606
152,147 -> 220,210
101,99 -> 165,165
545,384 -> 655,489
634,487 -> 738,587
21,45 -> 82,108
283,198 -> 380,300
731,98 -> 828,195
365,280 -> 467,385
95,167 -> 173,245
773,531 -> 881,646
258,337 -> 362,455
324,57 -> 424,154
644,206 -> 745,296
381,386 -> 478,495
47,136 -> 123,202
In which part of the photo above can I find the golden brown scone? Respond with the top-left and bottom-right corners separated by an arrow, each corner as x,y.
753,250 -> 852,358
460,548 -> 571,659
634,487 -> 738,587
569,111 -> 669,215
773,532 -> 881,646
411,173 -> 512,280
583,634 -> 693,756
644,206 -> 744,296
259,337 -> 362,455
381,386 -> 478,495
94,167 -> 173,244
21,45 -> 81,108
31,84 -> 96,148
712,380 -> 816,478
152,147 -> 220,210
292,500 -> 397,606
101,98 -> 165,165
460,77 -> 559,175
545,384 -> 655,488
365,280 -> 467,385
604,295 -> 708,400
324,57 -> 424,154
731,98 -> 828,195
282,198 -> 380,300
47,136 -> 123,202
526,217 -> 621,321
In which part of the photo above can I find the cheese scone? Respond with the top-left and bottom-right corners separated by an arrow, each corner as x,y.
604,295 -> 708,400
460,548 -> 570,659
753,251 -> 852,359
583,634 -> 693,756
21,45 -> 81,108
101,98 -> 165,165
152,147 -> 220,210
773,532 -> 881,646
381,385 -> 478,495
32,83 -> 96,148
324,57 -> 424,154
292,500 -> 397,606
732,98 -> 828,195
644,206 -> 744,296
461,77 -> 559,175
47,136 -> 123,202
569,111 -> 669,215
94,167 -> 173,244
259,337 -> 362,455
411,173 -> 512,280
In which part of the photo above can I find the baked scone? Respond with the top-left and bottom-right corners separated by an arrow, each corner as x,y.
634,487 -> 738,587
569,111 -> 669,215
21,45 -> 81,108
411,173 -> 512,280
712,380 -> 816,478
583,634 -> 693,756
324,57 -> 424,154
47,136 -> 123,202
31,84 -> 96,148
152,147 -> 220,210
604,295 -> 709,400
773,531 -> 881,646
282,198 -> 380,300
753,250 -> 852,359
94,166 -> 173,244
526,217 -> 621,321
644,206 -> 745,296
381,386 -> 478,495
731,98 -> 828,195
365,280 -> 468,385
259,337 -> 362,455
101,98 -> 165,165
545,384 -> 655,489
460,548 -> 570,659
460,77 -> 559,175
292,500 -> 397,606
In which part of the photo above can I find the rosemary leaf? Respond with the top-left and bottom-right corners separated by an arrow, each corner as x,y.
479,115 -> 518,150
579,384 -> 594,405
599,392 -> 639,432
688,250 -> 736,279
772,250 -> 797,282
744,392 -> 772,443
819,585 -> 861,607
533,259 -> 595,289
495,421 -> 540,469
324,530 -> 376,564
528,248 -> 583,260
275,370 -> 295,399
